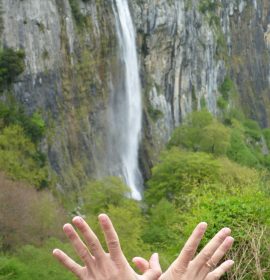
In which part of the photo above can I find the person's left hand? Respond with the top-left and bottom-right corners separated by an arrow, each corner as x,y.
133,223 -> 234,280
53,214 -> 161,280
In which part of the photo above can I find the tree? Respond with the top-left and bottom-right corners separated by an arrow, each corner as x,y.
145,148 -> 220,208
200,120 -> 230,155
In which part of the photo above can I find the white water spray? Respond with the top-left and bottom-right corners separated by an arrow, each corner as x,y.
110,0 -> 143,200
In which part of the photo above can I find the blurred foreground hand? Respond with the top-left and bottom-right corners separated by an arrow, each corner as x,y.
133,223 -> 234,280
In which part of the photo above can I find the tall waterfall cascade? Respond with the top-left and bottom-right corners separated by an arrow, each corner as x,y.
109,0 -> 143,200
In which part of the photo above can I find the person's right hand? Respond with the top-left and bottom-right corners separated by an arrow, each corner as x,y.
133,223 -> 234,280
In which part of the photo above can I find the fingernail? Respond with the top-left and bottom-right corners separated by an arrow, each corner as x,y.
63,223 -> 72,232
200,222 -> 208,229
73,216 -> 83,224
222,227 -> 231,234
98,214 -> 107,223
228,260 -> 234,265
53,249 -> 60,255
226,236 -> 234,243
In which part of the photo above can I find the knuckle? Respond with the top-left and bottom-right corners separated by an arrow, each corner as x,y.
201,251 -> 212,260
108,239 -> 119,249
183,245 -> 195,257
88,238 -> 99,250
66,231 -> 76,240
79,248 -> 89,260
217,234 -> 225,243
172,265 -> 186,276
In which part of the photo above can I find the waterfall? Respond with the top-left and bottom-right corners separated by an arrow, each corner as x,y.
108,0 -> 143,200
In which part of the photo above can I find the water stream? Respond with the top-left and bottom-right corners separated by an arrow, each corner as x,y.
109,0 -> 143,199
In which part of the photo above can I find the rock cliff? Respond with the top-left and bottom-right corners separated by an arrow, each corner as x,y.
1,0 -> 270,192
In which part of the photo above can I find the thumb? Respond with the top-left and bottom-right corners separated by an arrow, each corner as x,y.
142,253 -> 162,280
133,256 -> 149,273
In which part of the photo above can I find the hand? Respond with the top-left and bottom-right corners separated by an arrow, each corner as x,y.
133,223 -> 234,280
53,214 -> 162,280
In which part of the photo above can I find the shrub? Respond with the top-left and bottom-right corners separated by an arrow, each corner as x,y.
243,119 -> 262,141
142,199 -> 181,267
199,0 -> 218,14
168,110 -> 214,150
0,125 -> 48,187
169,111 -> 230,156
0,239 -> 76,280
219,76 -> 234,100
0,256 -> 28,280
68,0 -> 85,26
180,186 -> 270,279
0,48 -> 25,89
145,148 -> 220,208
0,174 -> 66,250
0,102 -> 46,143
227,129 -> 259,167
81,177 -> 130,215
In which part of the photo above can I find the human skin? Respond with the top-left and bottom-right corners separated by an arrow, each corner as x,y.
133,223 -> 234,280
53,215 -> 233,280
53,214 -> 161,280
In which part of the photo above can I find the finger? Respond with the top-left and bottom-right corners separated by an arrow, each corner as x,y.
53,248 -> 83,278
142,253 -> 162,280
174,222 -> 208,273
72,216 -> 105,258
98,214 -> 125,264
205,260 -> 234,280
200,236 -> 234,276
132,257 -> 149,273
192,227 -> 231,269
63,223 -> 92,267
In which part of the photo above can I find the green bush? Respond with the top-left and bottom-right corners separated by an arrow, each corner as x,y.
0,256 -> 28,280
142,199 -> 181,267
169,111 -> 230,156
82,177 -> 130,215
0,48 -> 25,89
145,148 -> 220,208
168,110 -> 213,150
199,0 -> 218,14
180,186 -> 270,279
219,76 -> 234,100
227,128 -> 259,167
0,125 -> 48,187
263,128 -> 270,149
0,102 -> 46,143
243,119 -> 262,141
0,239 -> 77,280
217,96 -> 228,109
68,0 -> 85,26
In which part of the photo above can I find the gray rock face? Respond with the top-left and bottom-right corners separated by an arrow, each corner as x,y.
1,0 -> 270,191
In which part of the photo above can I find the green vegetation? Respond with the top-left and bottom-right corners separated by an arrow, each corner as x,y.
147,104 -> 163,121
0,125 -> 48,187
0,46 -> 269,279
0,48 -> 25,89
169,110 -> 230,155
0,46 -> 48,188
199,0 -> 219,14
68,0 -> 86,27
1,108 -> 267,278
0,239 -> 77,280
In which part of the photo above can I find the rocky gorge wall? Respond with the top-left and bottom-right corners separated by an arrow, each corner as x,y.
1,0 -> 270,193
